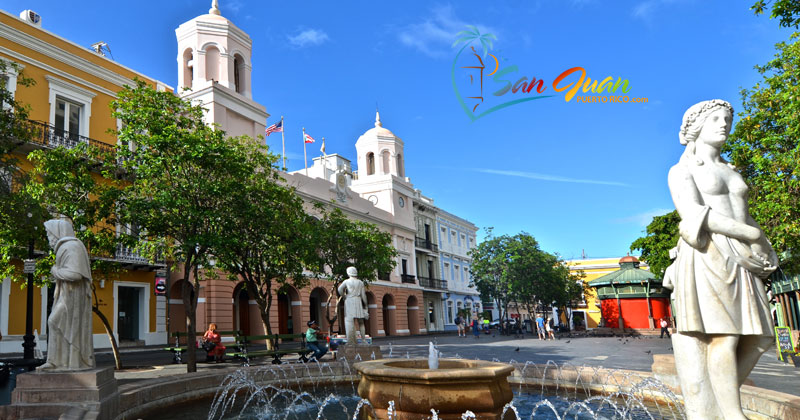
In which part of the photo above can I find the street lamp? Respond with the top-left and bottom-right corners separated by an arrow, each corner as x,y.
21,212 -> 37,360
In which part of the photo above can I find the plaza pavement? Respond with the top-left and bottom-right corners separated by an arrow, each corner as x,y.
6,331 -> 798,396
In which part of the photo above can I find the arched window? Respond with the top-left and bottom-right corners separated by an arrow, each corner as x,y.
233,54 -> 245,93
182,49 -> 193,89
366,152 -> 375,175
396,154 -> 404,178
205,46 -> 220,82
381,150 -> 390,174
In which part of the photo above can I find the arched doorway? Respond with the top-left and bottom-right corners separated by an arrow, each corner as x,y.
382,294 -> 396,336
337,299 -> 346,335
407,295 -> 420,335
233,283 -> 251,336
277,286 -> 302,335
309,287 -> 329,332
366,292 -> 377,337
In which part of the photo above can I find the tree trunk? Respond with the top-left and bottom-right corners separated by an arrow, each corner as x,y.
92,306 -> 122,370
325,283 -> 341,336
182,261 -> 198,373
256,285 -> 275,351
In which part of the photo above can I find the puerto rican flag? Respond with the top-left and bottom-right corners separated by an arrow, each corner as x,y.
265,120 -> 283,136
304,132 -> 315,144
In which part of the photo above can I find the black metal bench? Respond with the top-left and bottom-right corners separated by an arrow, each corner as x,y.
163,330 -> 240,364
229,333 -> 312,365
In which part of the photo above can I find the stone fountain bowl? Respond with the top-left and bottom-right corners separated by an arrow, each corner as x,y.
354,358 -> 515,420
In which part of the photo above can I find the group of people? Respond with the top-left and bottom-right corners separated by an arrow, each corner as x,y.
199,321 -> 329,363
535,315 -> 555,340
454,314 -> 490,339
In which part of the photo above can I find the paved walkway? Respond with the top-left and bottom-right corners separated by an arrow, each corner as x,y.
4,332 -> 799,396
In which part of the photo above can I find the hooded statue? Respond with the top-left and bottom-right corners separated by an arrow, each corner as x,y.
39,219 -> 95,370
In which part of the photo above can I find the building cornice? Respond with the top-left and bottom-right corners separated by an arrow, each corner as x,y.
0,11 -> 171,91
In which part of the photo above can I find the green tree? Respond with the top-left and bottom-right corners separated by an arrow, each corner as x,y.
0,59 -> 51,286
212,137 -> 317,348
630,210 -> 680,279
26,143 -> 130,369
111,80 -> 244,372
469,230 -> 513,323
311,206 -> 397,334
723,35 -> 800,274
752,0 -> 800,29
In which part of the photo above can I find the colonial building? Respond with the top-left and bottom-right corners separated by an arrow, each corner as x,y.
0,8 -> 171,352
586,256 -> 670,329
436,209 -> 480,328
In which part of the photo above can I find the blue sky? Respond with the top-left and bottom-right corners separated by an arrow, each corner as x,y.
5,1 -> 792,260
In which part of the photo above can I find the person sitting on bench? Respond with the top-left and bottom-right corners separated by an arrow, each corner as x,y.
305,320 -> 327,362
203,323 -> 226,363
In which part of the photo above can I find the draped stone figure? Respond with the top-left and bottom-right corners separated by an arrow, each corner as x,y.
666,99 -> 776,420
338,266 -> 369,345
39,219 -> 95,371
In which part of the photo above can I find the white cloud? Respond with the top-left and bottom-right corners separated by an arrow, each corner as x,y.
226,0 -> 243,14
474,168 -> 630,187
632,0 -> 683,22
288,28 -> 330,48
398,5 -> 497,58
614,208 -> 674,226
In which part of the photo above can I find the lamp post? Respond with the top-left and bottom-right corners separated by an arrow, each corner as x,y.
21,212 -> 36,360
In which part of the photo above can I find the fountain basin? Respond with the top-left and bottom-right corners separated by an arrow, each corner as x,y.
354,359 -> 514,420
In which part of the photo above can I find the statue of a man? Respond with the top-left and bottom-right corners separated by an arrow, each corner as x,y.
666,100 -> 776,419
337,266 -> 369,345
39,219 -> 95,371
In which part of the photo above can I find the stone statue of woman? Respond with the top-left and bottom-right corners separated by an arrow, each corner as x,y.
666,99 -> 776,419
39,219 -> 95,371
337,266 -> 369,345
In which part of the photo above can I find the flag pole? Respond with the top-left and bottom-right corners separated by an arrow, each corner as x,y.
303,127 -> 308,177
280,116 -> 286,171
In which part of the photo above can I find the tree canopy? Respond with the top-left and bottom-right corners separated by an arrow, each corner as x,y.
111,80 -> 247,372
724,34 -> 800,274
630,210 -> 680,279
752,0 -> 800,29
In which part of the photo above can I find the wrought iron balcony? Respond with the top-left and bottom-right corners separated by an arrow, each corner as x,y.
414,237 -> 438,252
18,119 -> 115,154
114,244 -> 165,267
418,276 -> 448,290
400,274 -> 416,284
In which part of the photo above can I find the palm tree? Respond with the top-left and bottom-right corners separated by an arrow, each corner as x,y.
452,25 -> 497,57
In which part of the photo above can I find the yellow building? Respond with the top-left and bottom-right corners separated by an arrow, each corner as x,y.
566,256 -> 650,329
0,8 -> 171,353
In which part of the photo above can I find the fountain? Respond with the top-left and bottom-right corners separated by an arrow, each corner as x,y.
354,358 -> 514,420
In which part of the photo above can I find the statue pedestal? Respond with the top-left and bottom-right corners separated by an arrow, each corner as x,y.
337,344 -> 382,362
8,367 -> 118,419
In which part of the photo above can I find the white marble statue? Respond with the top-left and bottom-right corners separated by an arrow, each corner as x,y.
337,266 -> 369,345
39,219 -> 95,371
666,99 -> 776,420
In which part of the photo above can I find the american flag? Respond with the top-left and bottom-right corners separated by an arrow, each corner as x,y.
265,120 -> 283,136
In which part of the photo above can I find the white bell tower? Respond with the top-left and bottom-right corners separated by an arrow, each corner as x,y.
175,1 -> 268,139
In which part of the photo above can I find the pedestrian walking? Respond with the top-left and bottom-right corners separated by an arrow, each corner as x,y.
660,318 -> 671,338
545,317 -> 555,340
536,315 -> 545,340
455,314 -> 465,337
472,316 -> 481,339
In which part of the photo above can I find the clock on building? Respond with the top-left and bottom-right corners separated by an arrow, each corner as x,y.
398,196 -> 405,208
368,195 -> 378,205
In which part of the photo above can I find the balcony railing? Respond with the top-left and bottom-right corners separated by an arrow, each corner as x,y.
400,274 -> 416,284
19,120 -> 115,155
418,276 -> 448,290
115,244 -> 165,266
415,237 -> 438,252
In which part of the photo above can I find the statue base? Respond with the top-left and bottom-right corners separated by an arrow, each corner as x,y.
337,344 -> 382,362
7,366 -> 118,419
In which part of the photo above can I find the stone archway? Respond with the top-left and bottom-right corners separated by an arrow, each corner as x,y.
407,295 -> 420,335
309,287 -> 329,332
232,283 -> 252,336
366,292 -> 378,337
277,286 -> 302,335
382,294 -> 396,336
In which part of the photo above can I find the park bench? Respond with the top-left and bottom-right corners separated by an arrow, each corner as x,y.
163,330 -> 240,364
229,333 -> 312,365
